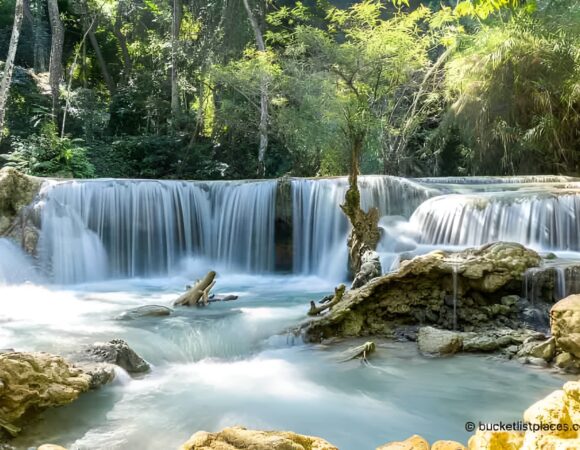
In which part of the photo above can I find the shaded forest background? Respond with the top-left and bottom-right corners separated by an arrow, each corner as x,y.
0,0 -> 578,180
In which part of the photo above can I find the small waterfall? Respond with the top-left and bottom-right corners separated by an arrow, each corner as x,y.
38,179 -> 277,282
410,191 -> 580,252
0,238 -> 40,285
416,176 -> 576,185
291,176 -> 436,278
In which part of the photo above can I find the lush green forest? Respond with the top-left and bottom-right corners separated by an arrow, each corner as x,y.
0,0 -> 578,179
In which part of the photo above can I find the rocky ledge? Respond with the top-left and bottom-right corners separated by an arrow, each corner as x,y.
0,352 -> 91,438
303,242 -> 541,342
0,339 -> 148,440
0,167 -> 43,254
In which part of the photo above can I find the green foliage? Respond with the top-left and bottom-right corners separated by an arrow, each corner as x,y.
3,122 -> 95,178
440,5 -> 580,174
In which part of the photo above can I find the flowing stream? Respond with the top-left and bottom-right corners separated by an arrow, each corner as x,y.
2,175 -> 579,449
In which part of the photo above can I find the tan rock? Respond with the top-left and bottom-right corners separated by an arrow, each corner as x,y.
554,352 -> 574,369
377,435 -> 429,450
555,334 -> 580,359
521,433 -> 580,450
517,338 -> 556,361
418,327 -> 463,355
563,381 -> 580,425
38,445 -> 68,450
0,352 -> 90,436
552,296 -> 580,332
180,426 -> 338,450
523,390 -> 574,439
432,441 -> 465,450
467,430 -> 524,450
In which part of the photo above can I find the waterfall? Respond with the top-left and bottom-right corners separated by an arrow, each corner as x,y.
38,179 -> 277,283
291,176 -> 436,278
0,238 -> 40,285
410,191 -> 580,252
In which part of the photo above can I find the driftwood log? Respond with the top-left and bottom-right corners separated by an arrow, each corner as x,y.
339,341 -> 376,362
174,271 -> 216,307
308,284 -> 346,316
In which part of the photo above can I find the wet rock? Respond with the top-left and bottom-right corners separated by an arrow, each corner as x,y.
180,426 -> 338,450
516,337 -> 555,362
84,339 -> 150,374
0,352 -> 90,436
417,327 -> 462,355
554,352 -> 575,370
376,435 -> 429,450
116,305 -> 173,320
75,362 -> 116,389
304,243 -> 541,342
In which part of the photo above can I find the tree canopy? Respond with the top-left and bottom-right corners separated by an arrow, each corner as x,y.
0,0 -> 578,179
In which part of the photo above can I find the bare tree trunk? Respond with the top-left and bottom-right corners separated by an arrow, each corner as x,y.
87,21 -> 116,95
340,130 -> 381,275
0,0 -> 24,139
171,0 -> 183,117
242,0 -> 268,177
113,0 -> 132,81
47,0 -> 64,122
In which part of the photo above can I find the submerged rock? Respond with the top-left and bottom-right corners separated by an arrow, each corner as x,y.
417,327 -> 462,355
338,341 -> 376,362
0,352 -> 90,437
304,242 -> 540,342
180,426 -> 338,450
116,305 -> 173,320
84,339 -> 150,374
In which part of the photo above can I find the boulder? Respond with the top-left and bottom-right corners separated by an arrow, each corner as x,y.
516,338 -> 556,362
551,295 -> 580,337
467,431 -> 524,450
304,243 -> 541,342
376,435 -> 429,450
417,327 -> 462,355
84,339 -> 149,374
180,426 -> 338,450
432,441 -> 466,450
116,305 -> 173,320
38,446 -> 68,450
0,167 -> 43,236
75,362 -> 117,389
0,352 -> 90,436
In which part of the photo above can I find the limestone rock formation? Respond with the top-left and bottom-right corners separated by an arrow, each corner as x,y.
431,441 -> 466,450
466,381 -> 580,449
180,426 -> 338,450
0,352 -> 90,436
549,295 -> 580,372
377,434 -> 429,450
304,242 -> 541,342
83,339 -> 150,374
0,167 -> 43,251
417,327 -> 462,355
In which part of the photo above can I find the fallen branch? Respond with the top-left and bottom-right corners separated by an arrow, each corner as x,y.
308,284 -> 346,316
339,341 -> 376,362
174,271 -> 216,307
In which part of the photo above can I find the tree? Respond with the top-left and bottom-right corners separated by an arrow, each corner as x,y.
242,0 -> 269,176
0,0 -> 24,140
47,0 -> 64,121
170,0 -> 182,117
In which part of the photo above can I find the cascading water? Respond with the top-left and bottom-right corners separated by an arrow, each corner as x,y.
291,176 -> 436,278
0,238 -> 40,285
410,191 -> 580,252
37,179 -> 277,283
